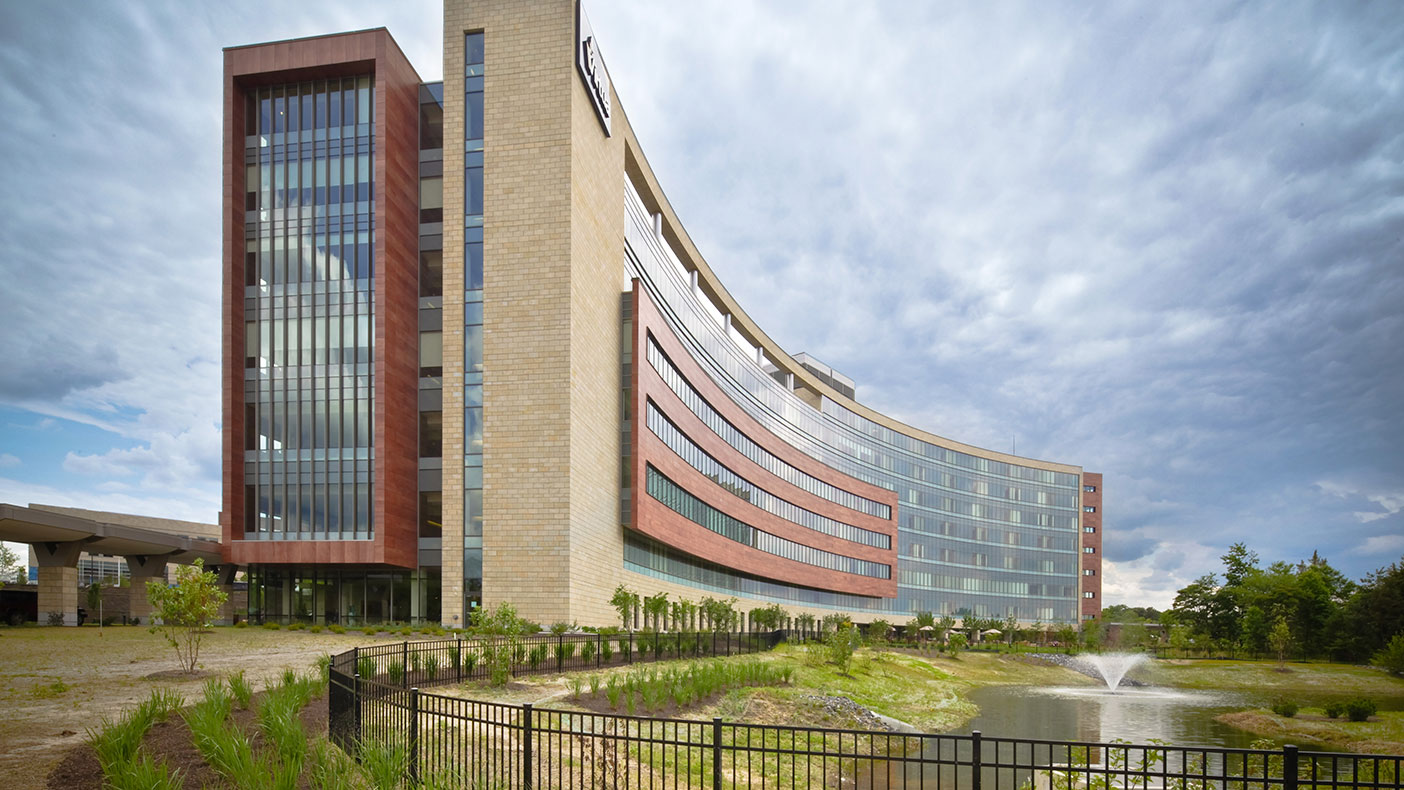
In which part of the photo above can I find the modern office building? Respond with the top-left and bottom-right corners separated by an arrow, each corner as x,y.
222,0 -> 1103,628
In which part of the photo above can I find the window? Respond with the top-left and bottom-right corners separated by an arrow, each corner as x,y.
418,491 -> 442,538
1084,526 -> 1096,533
1083,546 -> 1096,554
419,250 -> 443,297
1084,569 -> 1096,576
1084,506 -> 1097,513
1084,614 -> 1095,621
419,177 -> 443,223
1083,591 -> 1095,599
1084,485 -> 1096,493
419,331 -> 443,377
419,99 -> 443,149
419,411 -> 442,458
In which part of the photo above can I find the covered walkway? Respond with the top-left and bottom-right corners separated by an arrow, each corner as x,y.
0,503 -> 233,625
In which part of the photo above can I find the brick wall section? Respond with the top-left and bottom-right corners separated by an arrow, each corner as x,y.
1081,471 -> 1103,620
450,0 -> 578,625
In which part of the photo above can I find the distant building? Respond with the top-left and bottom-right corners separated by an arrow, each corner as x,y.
222,0 -> 1103,628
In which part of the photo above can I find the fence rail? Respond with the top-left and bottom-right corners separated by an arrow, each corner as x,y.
327,635 -> 1402,789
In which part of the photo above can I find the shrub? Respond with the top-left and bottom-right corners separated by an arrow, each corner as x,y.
528,644 -> 547,671
287,622 -> 305,631
387,660 -> 405,685
309,624 -> 323,634
550,621 -> 572,635
580,639 -> 597,664
567,675 -> 583,700
463,649 -> 479,678
329,624 -> 346,634
600,638 -> 615,663
1324,700 -> 1344,719
1270,700 -> 1299,718
554,640 -> 577,668
1344,697 -> 1377,722
1373,632 -> 1404,677
233,620 -> 248,629
399,625 -> 413,637
356,656 -> 376,680
264,622 -> 282,630
362,626 -> 380,636
424,654 -> 440,682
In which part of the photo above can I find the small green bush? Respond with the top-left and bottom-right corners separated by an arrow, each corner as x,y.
286,622 -> 305,631
329,624 -> 346,634
387,660 -> 405,685
309,624 -> 323,634
356,656 -> 376,679
1344,697 -> 1377,722
233,620 -> 248,629
1324,700 -> 1344,719
263,622 -> 282,630
1270,700 -> 1299,718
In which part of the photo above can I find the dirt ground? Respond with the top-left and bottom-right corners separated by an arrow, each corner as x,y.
0,624 -> 381,790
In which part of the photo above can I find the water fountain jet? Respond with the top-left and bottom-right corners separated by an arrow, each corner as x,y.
1076,652 -> 1145,691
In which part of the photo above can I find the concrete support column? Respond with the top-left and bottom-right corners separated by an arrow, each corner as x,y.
123,554 -> 171,625
209,564 -> 240,625
34,540 -> 89,626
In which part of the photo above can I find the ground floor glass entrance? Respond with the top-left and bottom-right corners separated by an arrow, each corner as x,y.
248,566 -> 441,626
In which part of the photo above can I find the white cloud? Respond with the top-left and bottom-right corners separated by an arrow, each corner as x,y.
0,454 -> 19,469
1351,534 -> 1404,557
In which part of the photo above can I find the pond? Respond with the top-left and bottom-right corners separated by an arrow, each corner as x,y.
955,682 -> 1404,750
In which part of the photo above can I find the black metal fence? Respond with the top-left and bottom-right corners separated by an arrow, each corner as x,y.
328,635 -> 1402,789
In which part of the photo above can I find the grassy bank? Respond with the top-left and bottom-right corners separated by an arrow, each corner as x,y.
1216,708 -> 1404,754
439,642 -> 1098,733
1139,658 -> 1404,697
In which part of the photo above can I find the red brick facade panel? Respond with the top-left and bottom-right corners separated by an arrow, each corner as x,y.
1081,471 -> 1103,619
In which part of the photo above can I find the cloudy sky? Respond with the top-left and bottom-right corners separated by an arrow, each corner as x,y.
1,1 -> 1400,608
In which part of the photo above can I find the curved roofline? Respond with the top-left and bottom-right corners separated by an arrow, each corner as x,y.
609,101 -> 1081,476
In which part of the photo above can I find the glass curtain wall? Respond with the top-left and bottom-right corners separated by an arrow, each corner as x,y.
243,78 -> 375,541
247,566 -> 441,625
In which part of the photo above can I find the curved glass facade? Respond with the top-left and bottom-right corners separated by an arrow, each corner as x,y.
624,177 -> 1084,622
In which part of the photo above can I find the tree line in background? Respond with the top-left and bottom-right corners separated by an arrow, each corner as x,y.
1088,545 -> 1403,672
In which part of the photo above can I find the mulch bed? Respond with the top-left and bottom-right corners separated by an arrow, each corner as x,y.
46,690 -> 329,790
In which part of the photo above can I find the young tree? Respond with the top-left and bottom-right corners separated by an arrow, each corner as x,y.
1373,632 -> 1404,677
609,584 -> 639,630
913,610 -> 936,642
827,623 -> 862,674
146,559 -> 228,673
1268,617 -> 1293,669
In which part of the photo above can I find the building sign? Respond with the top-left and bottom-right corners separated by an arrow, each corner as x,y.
576,2 -> 612,136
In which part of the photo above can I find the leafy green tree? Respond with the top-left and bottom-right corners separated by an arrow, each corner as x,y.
1372,632 -> 1404,676
1241,605 -> 1269,654
1329,558 -> 1404,661
1268,617 -> 1292,668
866,618 -> 892,644
827,623 -> 862,674
0,544 -> 23,587
642,592 -> 669,631
947,632 -> 968,656
913,610 -> 936,642
146,558 -> 228,673
610,584 -> 639,630
936,614 -> 956,643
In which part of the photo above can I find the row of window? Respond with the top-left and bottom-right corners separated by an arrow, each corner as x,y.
646,337 -> 892,520
243,480 -> 373,536
243,398 -> 372,452
897,569 -> 1076,599
646,402 -> 890,549
245,230 -> 375,287
646,466 -> 890,579
244,78 -> 373,138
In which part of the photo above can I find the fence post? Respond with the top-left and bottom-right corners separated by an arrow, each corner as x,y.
353,673 -> 362,750
408,687 -> 420,785
402,641 -> 409,688
971,730 -> 982,790
522,703 -> 534,790
557,633 -> 563,673
1283,745 -> 1298,790
712,717 -> 723,790
597,633 -> 602,668
456,637 -> 462,682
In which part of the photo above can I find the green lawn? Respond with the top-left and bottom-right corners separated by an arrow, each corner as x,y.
1217,708 -> 1404,754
